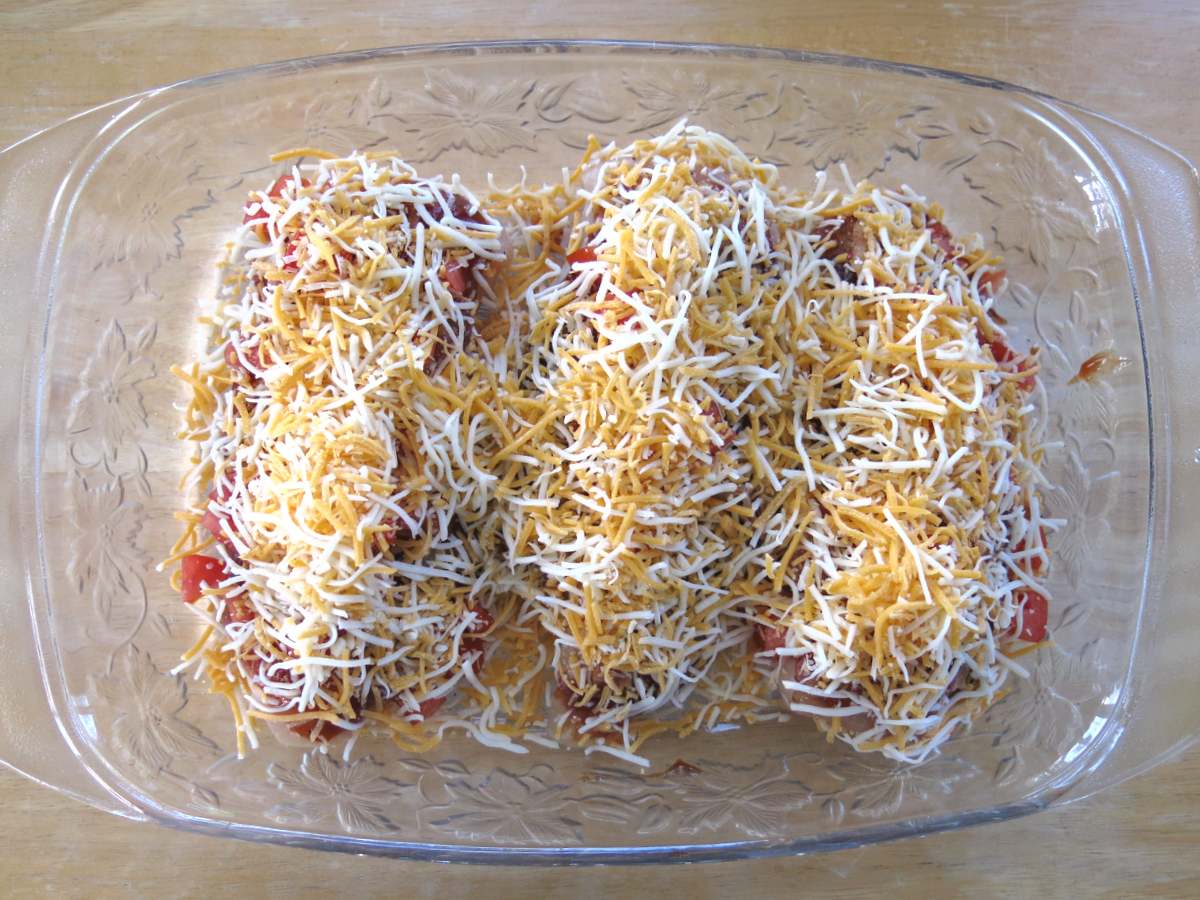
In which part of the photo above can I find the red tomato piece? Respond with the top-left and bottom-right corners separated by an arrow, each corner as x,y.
281,234 -> 302,273
791,654 -> 843,710
928,220 -> 956,256
1017,357 -> 1037,393
988,337 -> 1015,365
464,606 -> 494,634
417,696 -> 446,719
220,594 -> 256,625
242,175 -> 310,224
448,194 -> 484,224
1011,589 -> 1049,642
267,174 -> 310,198
444,259 -> 469,298
462,636 -> 487,669
756,621 -> 787,653
181,554 -> 228,604
201,485 -> 240,555
289,719 -> 344,742
224,340 -> 262,376
1014,525 -> 1049,575
979,268 -> 1006,296
554,677 -> 603,727
567,246 -> 597,266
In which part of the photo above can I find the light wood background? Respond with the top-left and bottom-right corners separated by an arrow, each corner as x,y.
2,2 -> 1198,897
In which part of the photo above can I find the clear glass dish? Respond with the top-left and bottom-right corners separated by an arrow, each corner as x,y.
2,40 -> 1199,863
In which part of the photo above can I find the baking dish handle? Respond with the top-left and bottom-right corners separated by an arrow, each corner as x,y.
0,110 -> 147,819
1061,109 -> 1200,797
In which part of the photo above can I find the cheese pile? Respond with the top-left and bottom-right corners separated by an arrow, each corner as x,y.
170,125 -> 1057,766
168,151 -> 542,755
489,129 -> 814,761
490,123 -> 1056,764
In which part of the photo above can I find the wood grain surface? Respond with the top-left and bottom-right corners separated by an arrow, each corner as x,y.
1,2 -> 1198,896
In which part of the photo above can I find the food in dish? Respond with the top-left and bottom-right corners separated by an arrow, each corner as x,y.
168,153 -> 542,754
169,124 -> 1058,765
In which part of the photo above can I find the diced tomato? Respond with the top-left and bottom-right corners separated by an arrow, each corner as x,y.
242,175 -> 311,224
979,268 -> 1006,296
422,328 -> 449,377
220,594 -> 256,625
988,337 -> 1015,364
380,512 -> 422,548
1016,356 -> 1037,393
567,246 -> 597,266
703,400 -> 733,454
268,174 -> 310,199
791,654 -> 843,710
462,636 -> 487,669
181,554 -> 228,604
417,696 -> 446,719
443,258 -> 469,298
1010,589 -> 1049,642
1014,524 -> 1049,575
201,508 -> 234,549
826,217 -> 867,262
443,193 -> 486,224
281,234 -> 302,273
928,220 -> 956,256
201,484 -> 240,555
464,606 -> 494,634
242,199 -> 269,226
289,719 -> 345,742
756,621 -> 787,653
224,339 -> 262,376
554,678 -> 600,727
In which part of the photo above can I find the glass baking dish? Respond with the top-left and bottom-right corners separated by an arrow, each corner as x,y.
2,40 -> 1199,863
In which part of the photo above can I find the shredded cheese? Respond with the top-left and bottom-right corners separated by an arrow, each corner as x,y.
170,124 -> 1057,765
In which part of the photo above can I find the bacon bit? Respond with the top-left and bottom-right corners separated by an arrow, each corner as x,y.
927,220 -> 957,257
1068,350 -> 1128,385
666,758 -> 702,775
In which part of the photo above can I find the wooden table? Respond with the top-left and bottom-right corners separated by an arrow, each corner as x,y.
2,2 -> 1198,896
